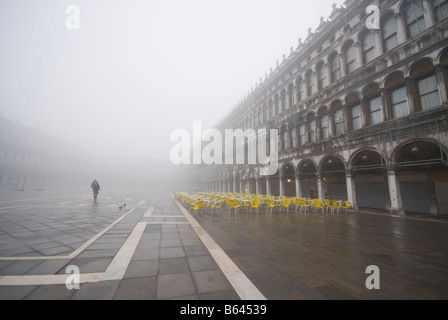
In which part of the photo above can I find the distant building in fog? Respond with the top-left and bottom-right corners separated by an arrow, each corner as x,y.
194,0 -> 448,215
0,114 -> 91,187
0,115 -> 172,190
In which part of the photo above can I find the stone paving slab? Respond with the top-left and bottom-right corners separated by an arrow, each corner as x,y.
2,185 -> 448,301
0,187 -> 242,300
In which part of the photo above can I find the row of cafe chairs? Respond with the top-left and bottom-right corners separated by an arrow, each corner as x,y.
173,192 -> 351,216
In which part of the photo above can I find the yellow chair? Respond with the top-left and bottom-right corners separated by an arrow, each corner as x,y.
312,199 -> 325,213
250,198 -> 260,214
266,198 -> 282,214
340,201 -> 351,213
228,199 -> 243,215
190,200 -> 204,215
325,199 -> 335,213
281,198 -> 292,213
300,198 -> 311,213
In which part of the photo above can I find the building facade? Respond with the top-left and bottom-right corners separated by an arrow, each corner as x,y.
0,115 -> 91,188
198,0 -> 448,215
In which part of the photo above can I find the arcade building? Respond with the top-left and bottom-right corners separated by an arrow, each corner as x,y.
194,0 -> 448,215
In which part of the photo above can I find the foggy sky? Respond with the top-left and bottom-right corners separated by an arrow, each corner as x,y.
0,0 -> 346,164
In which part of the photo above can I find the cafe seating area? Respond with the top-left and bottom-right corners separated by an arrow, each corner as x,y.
173,191 -> 351,216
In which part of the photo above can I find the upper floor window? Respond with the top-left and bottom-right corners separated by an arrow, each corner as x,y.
283,131 -> 289,150
382,14 -> 399,52
403,0 -> 426,38
368,96 -> 383,125
418,75 -> 440,110
364,83 -> 383,126
309,119 -> 317,142
330,52 -> 342,82
410,60 -> 441,111
320,114 -> 330,140
306,70 -> 315,96
433,0 -> 448,22
391,87 -> 409,118
296,78 -> 304,102
351,104 -> 363,130
291,128 -> 298,148
361,31 -> 376,64
385,72 -> 409,119
317,62 -> 327,89
299,124 -> 306,146
334,109 -> 345,136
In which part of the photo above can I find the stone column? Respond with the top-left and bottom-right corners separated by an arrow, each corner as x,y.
354,42 -> 362,71
374,29 -> 383,57
339,53 -> 346,78
346,171 -> 358,210
279,175 -> 284,197
313,71 -> 319,96
317,174 -> 324,200
266,177 -> 271,196
423,0 -> 435,28
405,77 -> 417,113
387,168 -> 404,215
295,174 -> 301,198
395,13 -> 407,44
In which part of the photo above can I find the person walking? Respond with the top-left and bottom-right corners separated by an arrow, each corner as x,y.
91,179 -> 100,199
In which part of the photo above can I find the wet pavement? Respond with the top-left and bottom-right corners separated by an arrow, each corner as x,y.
0,185 -> 447,300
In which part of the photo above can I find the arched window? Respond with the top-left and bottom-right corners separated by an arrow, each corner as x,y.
403,0 -> 426,38
433,0 -> 448,22
329,52 -> 342,82
283,131 -> 289,150
288,84 -> 294,108
410,60 -> 441,111
331,100 -> 345,136
291,127 -> 298,148
361,30 -> 376,64
381,13 -> 399,52
296,78 -> 304,102
346,93 -> 362,131
317,62 -> 327,89
274,95 -> 280,116
363,83 -> 383,126
344,41 -> 357,74
319,107 -> 330,140
385,72 -> 409,119
306,70 -> 315,97
306,113 -> 317,143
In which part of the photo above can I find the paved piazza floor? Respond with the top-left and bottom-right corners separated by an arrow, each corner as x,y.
0,184 -> 447,300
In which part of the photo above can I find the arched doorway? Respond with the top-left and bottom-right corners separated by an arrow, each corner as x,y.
351,150 -> 389,210
270,173 -> 280,197
321,156 -> 347,201
395,140 -> 448,214
298,160 -> 318,199
282,163 -> 296,197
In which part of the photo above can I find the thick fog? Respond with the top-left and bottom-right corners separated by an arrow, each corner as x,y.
0,0 -> 345,189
